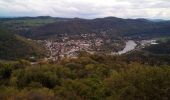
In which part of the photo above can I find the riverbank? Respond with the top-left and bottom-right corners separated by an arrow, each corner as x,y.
111,39 -> 159,55
111,40 -> 137,55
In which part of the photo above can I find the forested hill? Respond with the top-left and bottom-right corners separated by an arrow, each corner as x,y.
0,28 -> 45,60
29,17 -> 170,39
1,16 -> 170,40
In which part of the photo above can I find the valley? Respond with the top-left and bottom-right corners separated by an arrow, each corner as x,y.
1,0 -> 170,99
1,16 -> 165,61
39,37 -> 158,62
0,16 -> 170,100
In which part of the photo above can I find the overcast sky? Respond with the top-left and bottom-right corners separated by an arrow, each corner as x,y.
0,0 -> 170,19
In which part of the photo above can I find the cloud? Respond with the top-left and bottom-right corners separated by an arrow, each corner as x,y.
0,0 -> 170,19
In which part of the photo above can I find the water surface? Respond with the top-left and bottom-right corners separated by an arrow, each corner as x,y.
112,40 -> 137,55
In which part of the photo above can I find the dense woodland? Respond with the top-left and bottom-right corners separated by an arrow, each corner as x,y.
0,54 -> 170,100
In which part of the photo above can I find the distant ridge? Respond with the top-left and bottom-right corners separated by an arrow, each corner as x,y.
26,16 -> 170,39
1,16 -> 170,40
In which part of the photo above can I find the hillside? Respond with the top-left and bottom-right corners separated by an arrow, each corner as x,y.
0,16 -> 71,37
28,17 -> 170,39
1,17 -> 170,40
0,16 -> 71,27
0,28 -> 45,60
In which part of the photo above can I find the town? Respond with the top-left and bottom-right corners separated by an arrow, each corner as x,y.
42,34 -> 105,61
35,33 -> 158,61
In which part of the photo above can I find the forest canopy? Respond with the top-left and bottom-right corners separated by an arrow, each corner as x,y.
0,54 -> 169,100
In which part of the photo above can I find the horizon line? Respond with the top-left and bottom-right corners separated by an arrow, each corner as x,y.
0,16 -> 169,21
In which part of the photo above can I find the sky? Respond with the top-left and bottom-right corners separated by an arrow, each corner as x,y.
0,0 -> 170,19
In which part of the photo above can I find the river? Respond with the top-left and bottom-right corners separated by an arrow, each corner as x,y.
112,40 -> 137,55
